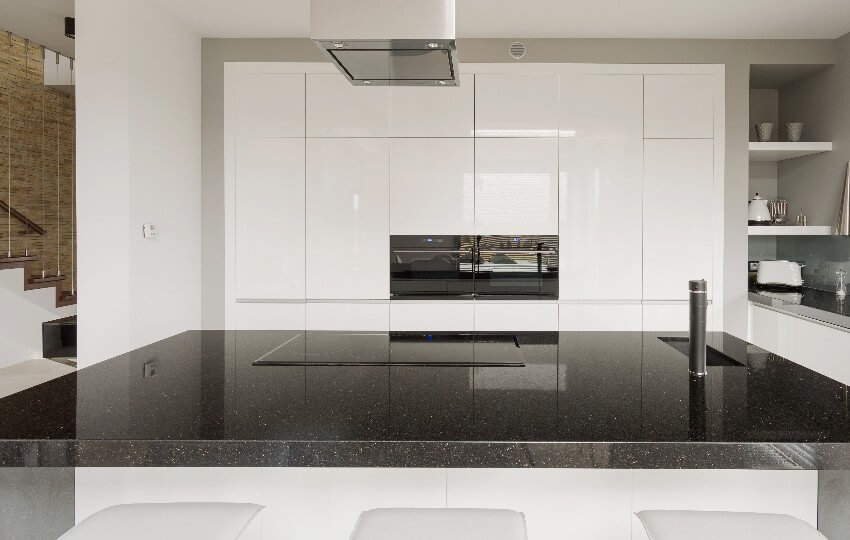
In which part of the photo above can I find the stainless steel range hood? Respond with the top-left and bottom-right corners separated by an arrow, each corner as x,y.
311,0 -> 459,87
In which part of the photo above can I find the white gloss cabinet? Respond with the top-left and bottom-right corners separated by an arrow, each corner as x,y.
235,73 -> 305,137
235,138 -> 305,300
390,73 -> 474,137
389,138 -> 475,235
559,75 -> 643,301
306,74 -> 390,137
474,302 -> 558,331
787,316 -> 850,385
235,303 -> 305,331
475,138 -> 559,235
643,139 -> 714,301
475,74 -> 559,137
643,75 -> 714,139
306,138 -> 390,299
390,301 -> 475,331
749,304 -> 788,355
642,303 -> 714,331
306,302 -> 390,331
559,304 -> 643,331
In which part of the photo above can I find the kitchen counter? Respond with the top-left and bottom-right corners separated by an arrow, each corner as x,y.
749,287 -> 850,331
2,330 -> 850,469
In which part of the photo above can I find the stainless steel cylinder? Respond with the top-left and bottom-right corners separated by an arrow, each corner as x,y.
689,279 -> 708,377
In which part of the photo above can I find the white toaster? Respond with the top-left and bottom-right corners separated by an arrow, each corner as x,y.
757,260 -> 804,288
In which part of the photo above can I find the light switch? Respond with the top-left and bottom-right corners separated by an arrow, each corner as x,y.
142,223 -> 158,239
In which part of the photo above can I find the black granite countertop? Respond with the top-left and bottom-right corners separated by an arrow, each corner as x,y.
2,330 -> 850,469
749,286 -> 850,330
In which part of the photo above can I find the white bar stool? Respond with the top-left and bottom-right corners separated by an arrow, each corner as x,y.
58,502 -> 263,540
350,508 -> 528,540
636,510 -> 826,540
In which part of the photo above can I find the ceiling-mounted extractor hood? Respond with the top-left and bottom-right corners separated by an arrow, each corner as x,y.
311,0 -> 459,87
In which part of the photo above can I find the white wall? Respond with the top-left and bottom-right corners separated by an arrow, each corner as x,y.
76,0 -> 201,367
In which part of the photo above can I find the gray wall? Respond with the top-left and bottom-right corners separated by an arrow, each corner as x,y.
201,37 -> 835,337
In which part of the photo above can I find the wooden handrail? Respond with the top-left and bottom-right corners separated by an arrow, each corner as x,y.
0,199 -> 46,235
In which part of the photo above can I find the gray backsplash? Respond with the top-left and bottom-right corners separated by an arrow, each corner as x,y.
776,236 -> 850,291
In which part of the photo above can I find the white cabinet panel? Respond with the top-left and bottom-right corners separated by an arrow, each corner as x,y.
306,74 -> 390,137
306,138 -> 390,299
390,138 -> 474,234
788,317 -> 850,385
559,75 -> 643,300
447,469 -> 632,540
475,138 -> 558,235
306,302 -> 390,331
643,139 -> 714,300
235,303 -> 305,330
390,301 -> 474,331
390,73 -> 474,137
475,74 -> 559,137
750,304 -> 790,355
559,303 -> 642,331
236,73 -> 305,137
644,74 -> 714,138
642,303 -> 714,331
631,470 -> 817,540
474,302 -> 558,331
235,138 -> 305,300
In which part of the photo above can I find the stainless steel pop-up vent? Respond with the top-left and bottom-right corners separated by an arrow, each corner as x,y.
311,0 -> 459,86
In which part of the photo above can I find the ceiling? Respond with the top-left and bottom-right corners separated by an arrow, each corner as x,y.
0,0 -> 74,57
147,0 -> 850,40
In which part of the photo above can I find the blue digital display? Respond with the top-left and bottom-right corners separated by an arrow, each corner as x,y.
426,238 -> 433,243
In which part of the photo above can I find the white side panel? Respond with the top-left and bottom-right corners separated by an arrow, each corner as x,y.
559,303 -> 642,331
643,139 -> 714,301
236,73 -> 305,137
235,138 -> 305,300
750,304 -> 786,355
390,302 -> 475,331
631,470 -> 818,540
642,303 -> 714,332
643,74 -> 714,138
475,73 -> 559,137
447,469 -> 632,540
559,74 -> 643,300
475,138 -> 559,235
788,317 -> 850,385
305,302 -> 390,331
235,303 -> 305,330
306,138 -> 390,299
306,74 -> 390,137
390,73 -> 474,137
389,138 -> 475,235
474,302 -> 558,331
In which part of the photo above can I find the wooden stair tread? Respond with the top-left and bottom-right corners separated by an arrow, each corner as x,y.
30,275 -> 66,284
0,254 -> 74,308
0,255 -> 38,264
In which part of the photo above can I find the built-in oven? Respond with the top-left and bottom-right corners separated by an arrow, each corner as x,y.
474,235 -> 558,299
390,235 -> 475,299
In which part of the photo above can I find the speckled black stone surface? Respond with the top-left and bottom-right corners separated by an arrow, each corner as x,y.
2,330 -> 850,468
750,287 -> 850,330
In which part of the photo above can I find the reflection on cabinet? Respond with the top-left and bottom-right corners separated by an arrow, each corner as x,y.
306,138 -> 390,300
306,74 -> 390,137
559,304 -> 643,331
306,303 -> 390,331
474,302 -> 558,331
475,74 -> 559,137
236,73 -> 305,137
390,302 -> 474,331
644,74 -> 714,138
475,138 -> 558,235
390,73 -> 474,137
235,138 -> 305,300
235,303 -> 305,331
559,74 -> 643,300
643,139 -> 714,301
642,303 -> 714,331
389,138 -> 475,235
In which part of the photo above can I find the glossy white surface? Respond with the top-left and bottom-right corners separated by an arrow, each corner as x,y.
236,73 -> 305,137
305,302 -> 390,331
390,74 -> 474,137
559,75 -> 643,300
474,302 -> 558,331
306,138 -> 390,299
558,303 -> 643,331
350,509 -> 529,540
475,74 -> 559,137
642,303 -> 714,331
389,302 -> 475,331
235,138 -> 305,300
475,138 -> 558,235
643,75 -> 714,138
749,304 -> 788,355
389,138 -> 475,235
787,315 -> 850,385
748,142 -> 833,162
748,225 -> 832,236
234,303 -> 305,330
306,74 -> 390,137
643,139 -> 714,300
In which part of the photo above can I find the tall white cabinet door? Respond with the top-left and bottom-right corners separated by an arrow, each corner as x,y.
475,138 -> 559,235
236,73 -> 305,137
306,138 -> 390,299
306,74 -> 390,137
644,75 -> 714,138
390,138 -> 475,235
787,318 -> 850,385
235,138 -> 306,300
475,74 -> 559,137
559,75 -> 643,300
643,139 -> 714,300
390,73 -> 474,137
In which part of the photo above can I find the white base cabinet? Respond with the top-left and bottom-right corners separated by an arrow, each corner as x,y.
642,303 -> 715,332
234,303 -> 305,331
305,302 -> 390,331
559,303 -> 643,331
390,302 -> 474,331
474,302 -> 559,332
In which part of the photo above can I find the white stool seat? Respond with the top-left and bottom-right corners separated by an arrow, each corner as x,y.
58,502 -> 263,540
636,510 -> 826,540
350,508 -> 528,540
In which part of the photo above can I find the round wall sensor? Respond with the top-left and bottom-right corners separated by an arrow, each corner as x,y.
509,42 -> 526,60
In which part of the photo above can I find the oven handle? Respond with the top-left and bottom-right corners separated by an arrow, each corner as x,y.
392,249 -> 473,254
478,249 -> 556,255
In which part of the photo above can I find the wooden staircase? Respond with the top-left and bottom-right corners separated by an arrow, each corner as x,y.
0,256 -> 76,307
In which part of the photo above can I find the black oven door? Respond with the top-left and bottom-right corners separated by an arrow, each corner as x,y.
390,236 -> 475,299
474,236 -> 558,299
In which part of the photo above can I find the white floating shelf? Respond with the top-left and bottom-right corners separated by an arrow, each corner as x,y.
749,142 -> 832,162
748,225 -> 833,236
